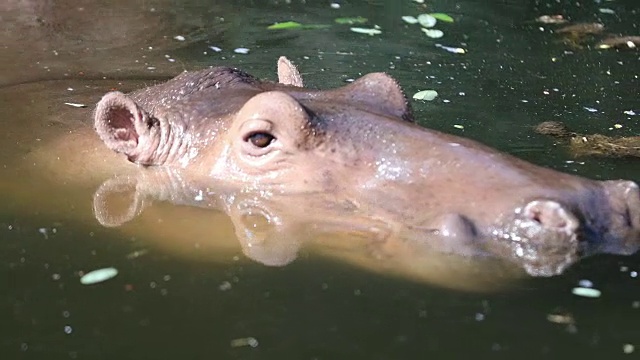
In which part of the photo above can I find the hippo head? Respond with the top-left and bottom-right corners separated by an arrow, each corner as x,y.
93,57 -> 640,277
94,57 -> 411,194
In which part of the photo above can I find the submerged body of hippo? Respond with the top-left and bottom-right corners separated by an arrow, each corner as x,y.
92,57 -> 640,278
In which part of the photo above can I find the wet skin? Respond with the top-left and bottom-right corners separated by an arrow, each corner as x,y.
91,57 -> 640,277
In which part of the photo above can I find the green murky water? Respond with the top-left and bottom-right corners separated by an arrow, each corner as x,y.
1,0 -> 639,359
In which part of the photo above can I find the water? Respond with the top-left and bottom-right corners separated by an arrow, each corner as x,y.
2,0 -> 639,358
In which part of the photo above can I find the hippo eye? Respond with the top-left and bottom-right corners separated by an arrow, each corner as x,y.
246,132 -> 275,148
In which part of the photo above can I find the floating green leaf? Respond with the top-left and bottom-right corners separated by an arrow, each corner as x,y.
413,90 -> 438,101
267,21 -> 303,30
429,13 -> 454,23
267,21 -> 330,30
335,16 -> 368,25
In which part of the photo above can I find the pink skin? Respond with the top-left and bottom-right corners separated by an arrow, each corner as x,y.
93,57 -> 640,277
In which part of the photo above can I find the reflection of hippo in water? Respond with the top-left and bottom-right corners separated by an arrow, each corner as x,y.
93,57 -> 640,277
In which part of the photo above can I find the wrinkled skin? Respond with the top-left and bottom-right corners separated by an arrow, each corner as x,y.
93,57 -> 640,277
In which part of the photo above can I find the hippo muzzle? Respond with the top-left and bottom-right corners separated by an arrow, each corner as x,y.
492,199 -> 581,277
492,180 -> 640,277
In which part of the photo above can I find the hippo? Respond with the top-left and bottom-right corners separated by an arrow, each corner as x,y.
92,57 -> 640,277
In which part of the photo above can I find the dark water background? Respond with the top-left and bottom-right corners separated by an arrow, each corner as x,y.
1,0 -> 639,359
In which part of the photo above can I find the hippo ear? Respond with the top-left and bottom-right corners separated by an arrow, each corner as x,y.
335,73 -> 414,122
277,56 -> 304,87
94,91 -> 163,165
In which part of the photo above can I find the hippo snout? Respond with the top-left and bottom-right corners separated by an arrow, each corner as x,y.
492,200 -> 582,277
491,180 -> 640,277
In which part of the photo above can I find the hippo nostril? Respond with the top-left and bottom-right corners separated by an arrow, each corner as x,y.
523,200 -> 579,233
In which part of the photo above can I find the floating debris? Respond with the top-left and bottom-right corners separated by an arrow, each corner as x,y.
230,337 -> 259,348
335,16 -> 368,25
435,43 -> 466,54
598,8 -> 616,15
38,228 -> 49,239
556,23 -> 604,35
422,28 -> 444,38
80,267 -> 118,285
535,120 -> 640,158
64,102 -> 87,108
623,344 -> 635,354
350,27 -> 382,36
417,14 -> 437,28
536,15 -> 567,24
208,46 -> 222,52
453,124 -> 464,130
578,279 -> 594,288
596,36 -> 640,50
126,249 -> 149,260
571,287 -> 601,298
402,16 -> 419,24
173,35 -> 186,41
234,48 -> 250,54
546,312 -> 575,325
413,90 -> 438,101
219,281 -> 232,291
